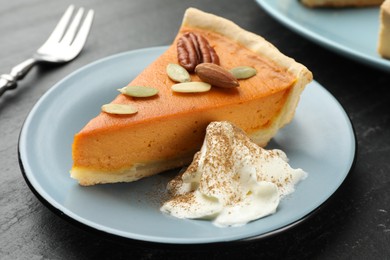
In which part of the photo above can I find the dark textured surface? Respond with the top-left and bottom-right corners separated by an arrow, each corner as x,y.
1,0 -> 390,259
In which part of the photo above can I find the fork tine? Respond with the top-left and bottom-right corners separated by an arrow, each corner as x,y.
45,5 -> 75,44
61,7 -> 85,45
69,9 -> 94,56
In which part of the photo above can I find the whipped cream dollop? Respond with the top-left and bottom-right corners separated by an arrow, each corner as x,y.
160,121 -> 307,227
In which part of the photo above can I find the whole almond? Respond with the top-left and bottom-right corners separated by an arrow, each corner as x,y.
195,63 -> 239,88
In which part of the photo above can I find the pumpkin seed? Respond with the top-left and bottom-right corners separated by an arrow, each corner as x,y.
171,82 -> 211,93
101,104 -> 138,115
229,66 -> 257,79
166,63 -> 191,83
118,85 -> 159,97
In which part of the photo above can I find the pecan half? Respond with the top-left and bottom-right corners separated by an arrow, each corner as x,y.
177,32 -> 220,72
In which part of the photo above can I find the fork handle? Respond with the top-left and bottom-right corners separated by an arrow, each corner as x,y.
0,58 -> 37,97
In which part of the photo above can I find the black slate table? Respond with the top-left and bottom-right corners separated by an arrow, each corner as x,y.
1,0 -> 389,259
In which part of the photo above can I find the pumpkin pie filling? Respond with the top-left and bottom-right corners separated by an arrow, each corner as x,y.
71,8 -> 312,185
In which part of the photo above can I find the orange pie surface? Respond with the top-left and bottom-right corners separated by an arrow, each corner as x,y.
71,8 -> 312,186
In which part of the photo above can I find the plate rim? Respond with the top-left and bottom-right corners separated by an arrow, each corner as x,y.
18,46 -> 357,245
18,153 -> 357,247
255,0 -> 390,72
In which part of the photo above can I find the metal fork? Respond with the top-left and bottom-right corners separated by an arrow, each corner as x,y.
0,5 -> 94,97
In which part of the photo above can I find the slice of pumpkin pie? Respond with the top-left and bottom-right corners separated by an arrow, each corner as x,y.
70,8 -> 313,186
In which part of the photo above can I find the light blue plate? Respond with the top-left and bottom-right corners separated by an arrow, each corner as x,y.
256,0 -> 390,72
18,46 -> 356,244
